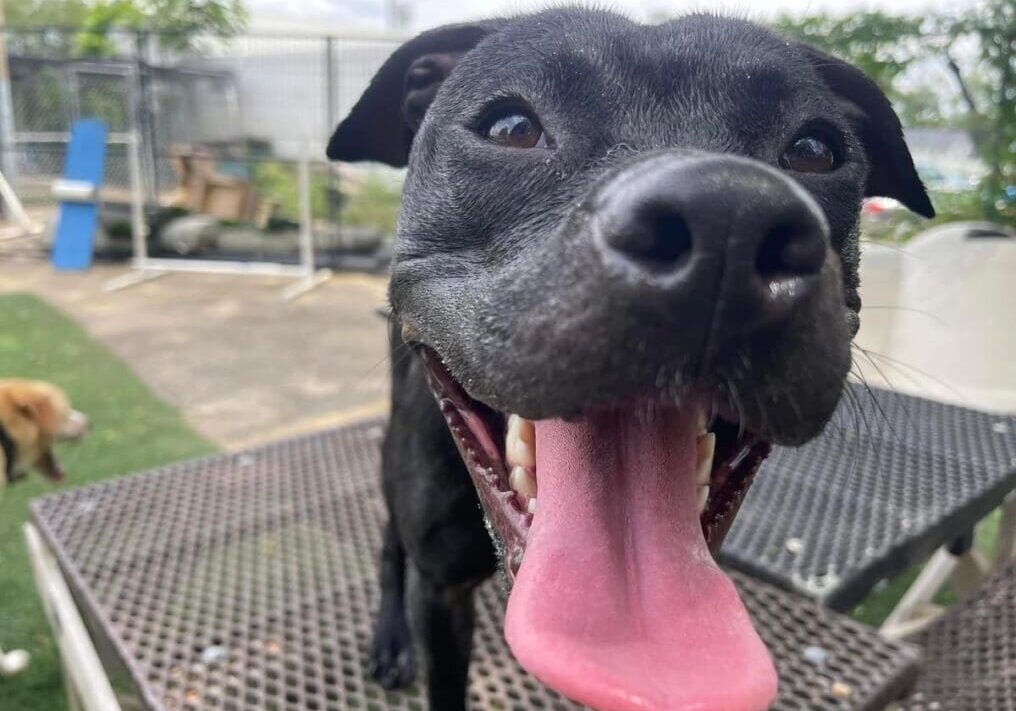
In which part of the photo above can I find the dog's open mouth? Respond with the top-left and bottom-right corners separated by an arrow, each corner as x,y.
421,347 -> 778,711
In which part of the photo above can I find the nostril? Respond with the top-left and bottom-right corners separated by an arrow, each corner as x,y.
649,212 -> 693,266
607,208 -> 693,272
756,223 -> 825,278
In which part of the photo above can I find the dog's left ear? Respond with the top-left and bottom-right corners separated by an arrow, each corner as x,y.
796,43 -> 934,218
327,21 -> 502,167
7,386 -> 64,441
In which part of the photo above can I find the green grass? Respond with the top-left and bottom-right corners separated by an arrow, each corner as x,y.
0,293 -> 215,711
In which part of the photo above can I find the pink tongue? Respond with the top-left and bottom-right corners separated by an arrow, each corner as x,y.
504,408 -> 777,711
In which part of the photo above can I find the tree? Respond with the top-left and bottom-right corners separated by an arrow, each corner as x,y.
774,12 -> 925,105
75,0 -> 248,56
3,0 -> 248,56
946,2 -> 1014,221
2,0 -> 90,54
776,2 -> 1014,222
3,0 -> 89,28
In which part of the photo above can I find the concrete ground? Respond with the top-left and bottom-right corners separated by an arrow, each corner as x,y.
0,257 -> 391,449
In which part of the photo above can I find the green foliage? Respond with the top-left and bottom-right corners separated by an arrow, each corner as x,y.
955,1 -> 1015,220
252,163 -> 401,235
773,12 -> 925,103
0,294 -> 214,711
73,0 -> 248,56
149,0 -> 248,45
252,161 -> 329,222
11,69 -> 69,132
73,0 -> 144,56
2,0 -> 90,54
341,174 -> 402,235
775,1 -> 1014,224
3,0 -> 89,28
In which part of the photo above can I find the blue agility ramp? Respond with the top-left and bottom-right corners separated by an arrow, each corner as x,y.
51,119 -> 108,271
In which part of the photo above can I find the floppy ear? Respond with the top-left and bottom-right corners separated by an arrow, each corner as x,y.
796,43 -> 934,218
327,21 -> 501,167
8,384 -> 65,441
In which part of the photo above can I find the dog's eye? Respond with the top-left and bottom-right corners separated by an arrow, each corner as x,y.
779,134 -> 840,174
483,111 -> 547,149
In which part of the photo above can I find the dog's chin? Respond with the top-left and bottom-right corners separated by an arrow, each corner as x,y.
419,345 -> 779,711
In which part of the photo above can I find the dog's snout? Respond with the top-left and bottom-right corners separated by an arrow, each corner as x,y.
59,409 -> 90,440
593,153 -> 829,341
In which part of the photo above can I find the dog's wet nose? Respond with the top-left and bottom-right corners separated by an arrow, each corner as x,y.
594,152 -> 829,340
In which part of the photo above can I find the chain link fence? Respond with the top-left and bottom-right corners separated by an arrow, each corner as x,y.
0,27 -> 404,266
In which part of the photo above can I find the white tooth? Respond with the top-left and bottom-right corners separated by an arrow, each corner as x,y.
696,432 -> 715,486
517,415 -> 535,445
506,414 -> 536,467
696,408 -> 708,435
527,498 -> 538,515
509,465 -> 537,499
697,485 -> 709,513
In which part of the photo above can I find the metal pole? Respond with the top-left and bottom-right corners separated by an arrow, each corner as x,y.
133,32 -> 156,202
298,152 -> 314,275
0,7 -> 19,193
67,65 -> 81,122
0,167 -> 41,237
128,130 -> 147,265
280,152 -> 331,301
324,36 -> 339,229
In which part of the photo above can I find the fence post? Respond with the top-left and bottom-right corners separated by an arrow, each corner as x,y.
132,31 -> 157,202
298,151 -> 314,274
128,130 -> 148,265
280,149 -> 331,300
324,36 -> 339,230
0,21 -> 19,193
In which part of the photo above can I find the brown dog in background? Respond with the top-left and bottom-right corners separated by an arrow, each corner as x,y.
0,379 -> 89,490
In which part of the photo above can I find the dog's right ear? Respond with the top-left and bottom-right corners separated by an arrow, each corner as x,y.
327,21 -> 500,167
5,384 -> 63,441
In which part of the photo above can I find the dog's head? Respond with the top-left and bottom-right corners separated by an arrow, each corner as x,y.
330,10 -> 930,710
0,379 -> 89,486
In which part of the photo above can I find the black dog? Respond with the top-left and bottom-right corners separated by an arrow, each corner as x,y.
328,9 -> 932,711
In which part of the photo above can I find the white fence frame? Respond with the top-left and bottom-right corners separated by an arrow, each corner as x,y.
102,146 -> 331,301
7,57 -> 331,300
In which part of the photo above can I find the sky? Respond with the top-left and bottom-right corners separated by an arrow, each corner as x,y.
246,0 -> 981,33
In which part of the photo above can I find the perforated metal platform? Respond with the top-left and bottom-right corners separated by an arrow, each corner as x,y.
723,384 -> 1016,610
904,558 -> 1016,710
31,420 -> 919,711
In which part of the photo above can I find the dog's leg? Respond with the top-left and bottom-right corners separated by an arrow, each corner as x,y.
408,565 -> 477,711
367,520 -> 416,689
379,324 -> 495,707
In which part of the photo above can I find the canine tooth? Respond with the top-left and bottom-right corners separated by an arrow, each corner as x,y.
696,432 -> 715,486
509,465 -> 537,499
517,415 -> 535,445
697,485 -> 709,513
506,415 -> 536,467
527,498 -> 538,515
696,408 -> 708,435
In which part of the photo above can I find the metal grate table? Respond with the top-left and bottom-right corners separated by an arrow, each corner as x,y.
904,558 -> 1016,710
722,384 -> 1016,610
30,421 -> 920,711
